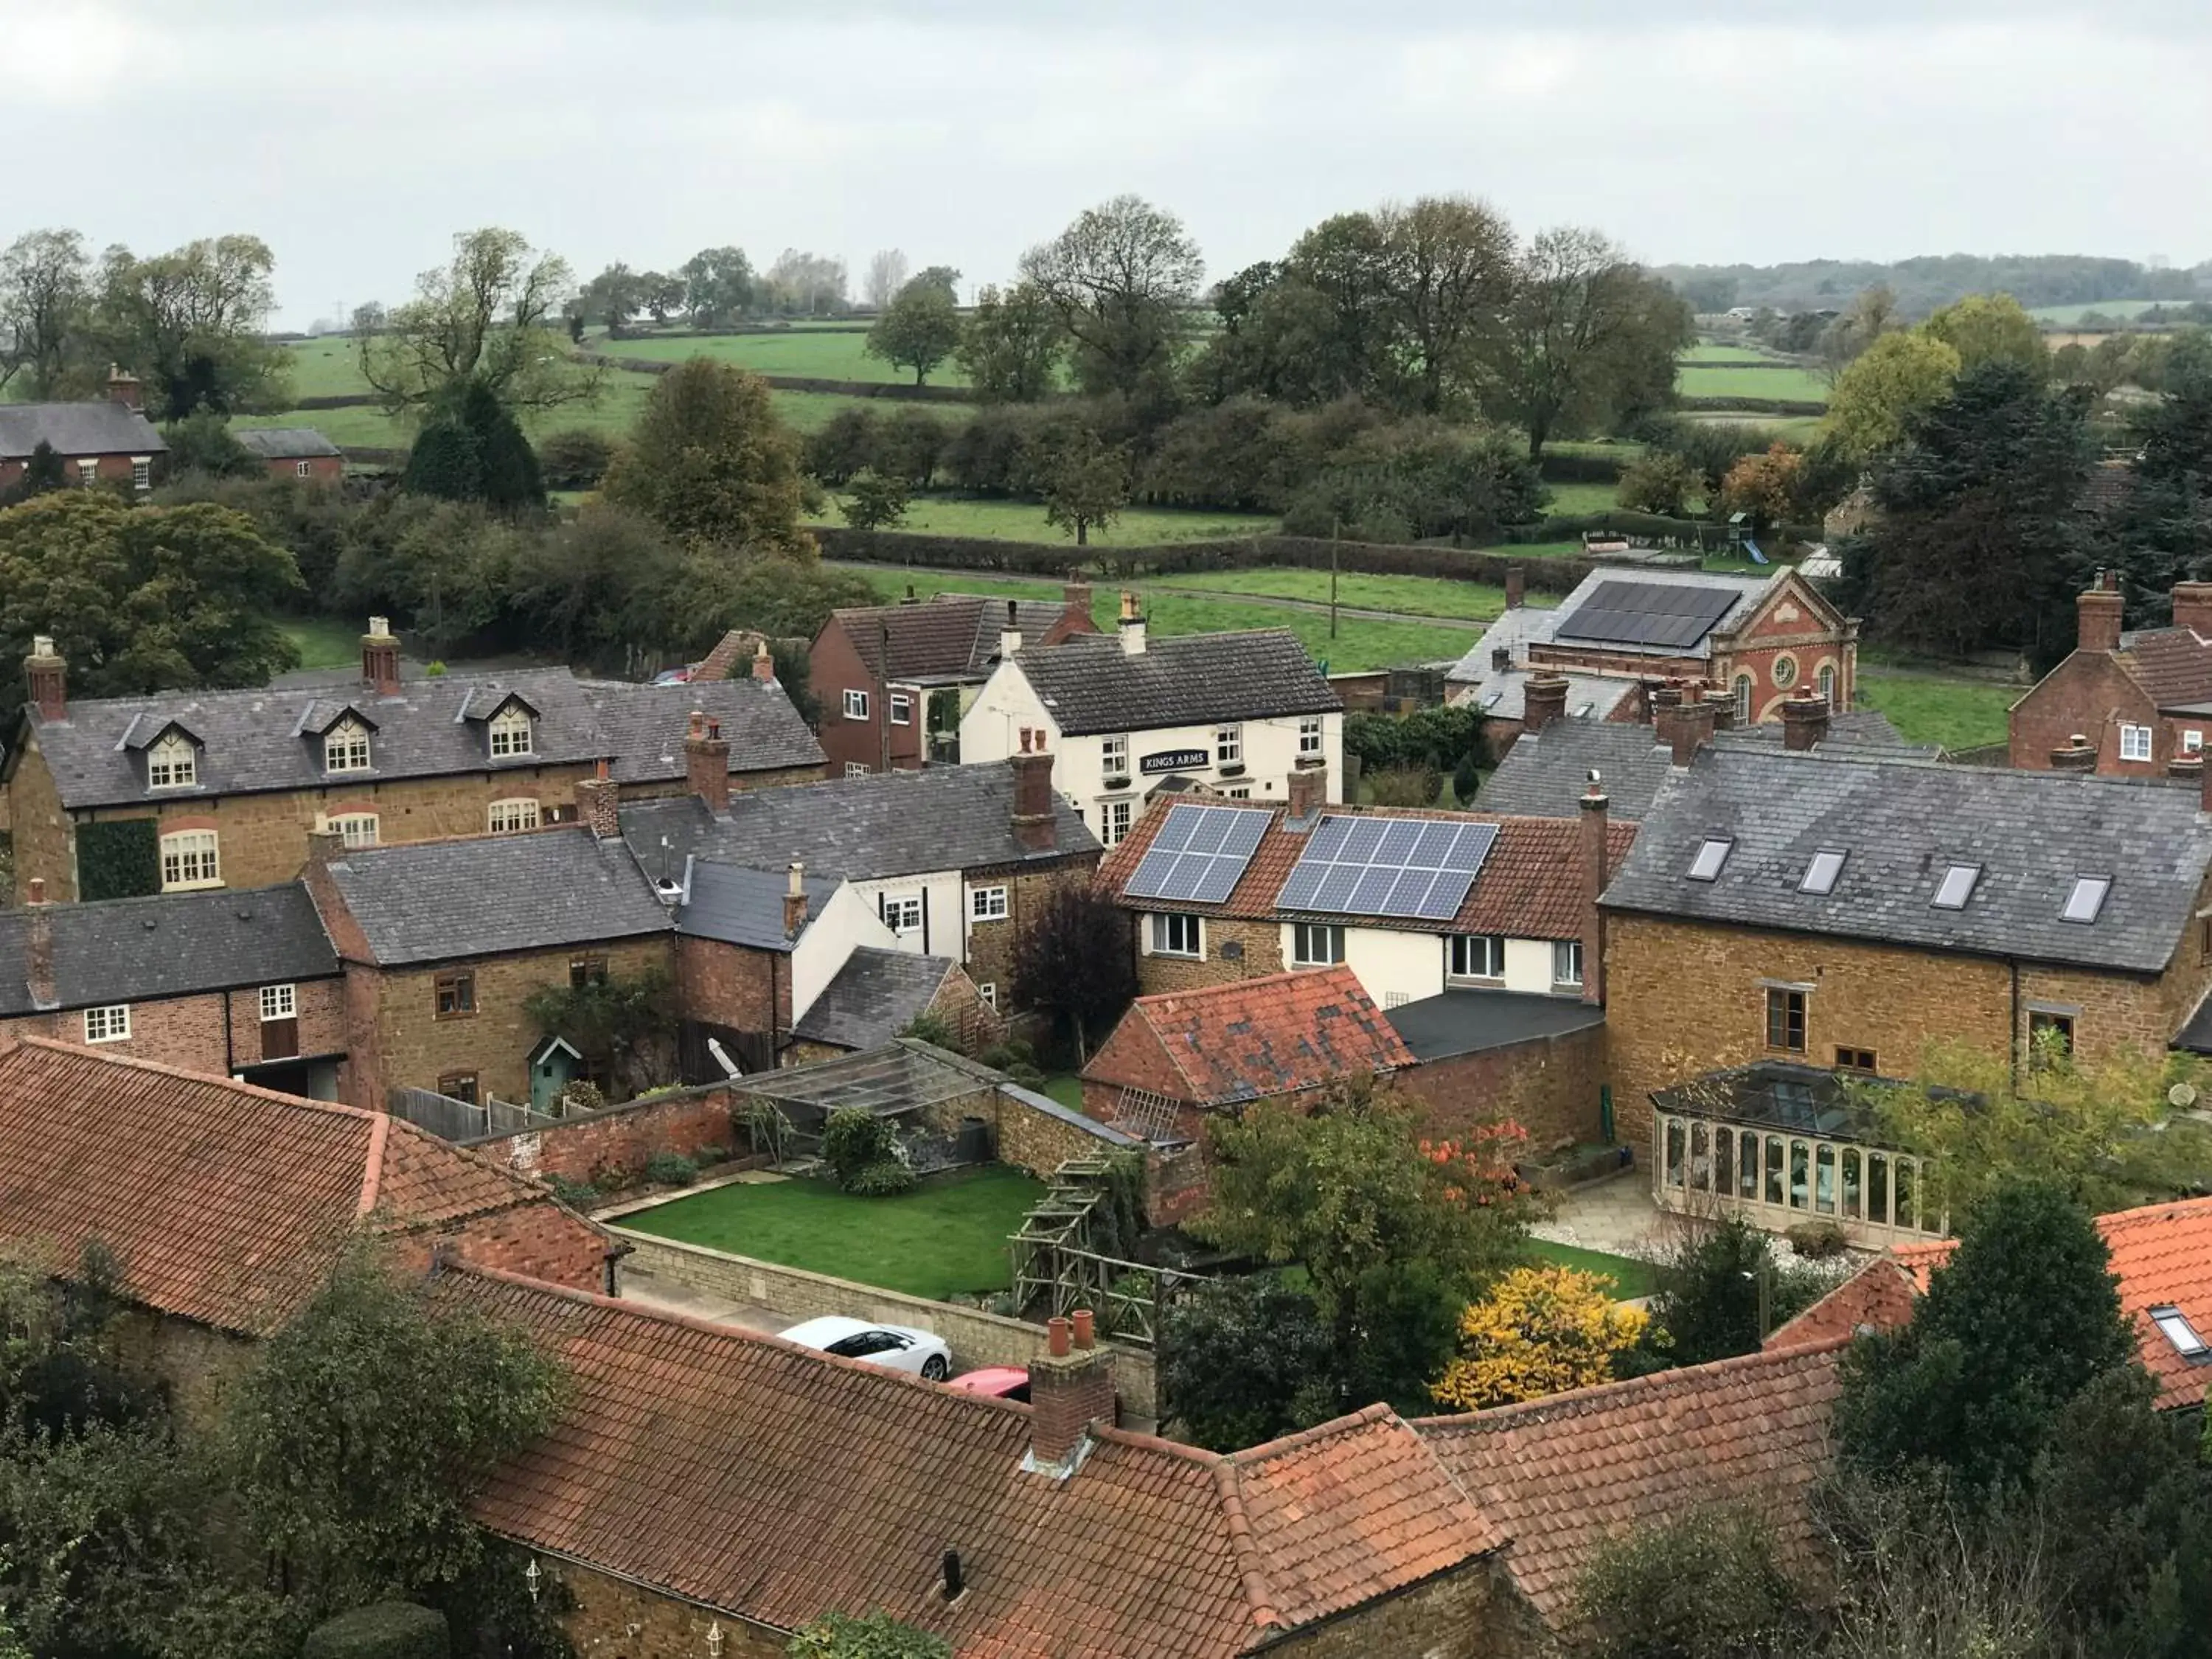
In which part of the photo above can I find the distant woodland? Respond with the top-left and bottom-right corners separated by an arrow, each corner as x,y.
1659,254 -> 2211,317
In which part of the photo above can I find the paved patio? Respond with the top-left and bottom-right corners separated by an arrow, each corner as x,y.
1530,1169 -> 1672,1258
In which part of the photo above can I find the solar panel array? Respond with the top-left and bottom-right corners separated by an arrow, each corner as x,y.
1276,815 -> 1498,921
1123,804 -> 1270,905
1553,580 -> 1739,650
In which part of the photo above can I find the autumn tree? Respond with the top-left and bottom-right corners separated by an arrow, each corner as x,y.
1717,442 -> 1805,534
866,276 -> 963,385
1430,1264 -> 1646,1410
1824,330 -> 1961,462
956,282 -> 1064,403
363,227 -> 594,413
600,357 -> 810,553
1020,194 -> 1203,402
1618,449 -> 1700,518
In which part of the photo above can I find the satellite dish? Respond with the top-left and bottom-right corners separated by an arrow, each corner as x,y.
2169,1082 -> 2199,1110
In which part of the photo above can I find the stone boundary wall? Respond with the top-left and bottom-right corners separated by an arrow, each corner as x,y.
611,1228 -> 1158,1419
466,1084 -> 738,1183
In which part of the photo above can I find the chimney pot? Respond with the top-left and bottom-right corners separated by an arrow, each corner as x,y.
1048,1316 -> 1072,1358
1118,591 -> 1147,655
1523,673 -> 1569,732
685,706 -> 731,815
27,878 -> 46,905
2077,573 -> 2124,654
1072,1308 -> 1096,1350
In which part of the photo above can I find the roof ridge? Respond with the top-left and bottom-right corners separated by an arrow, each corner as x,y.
1,1036 -> 382,1122
372,1113 -> 601,1231
1228,1399 -> 1399,1467
1211,1459 -> 1290,1634
358,1113 -> 389,1216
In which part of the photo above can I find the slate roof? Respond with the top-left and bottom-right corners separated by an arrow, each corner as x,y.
1416,1339 -> 1848,1626
1463,667 -> 1640,725
0,883 -> 337,1017
1387,987 -> 1606,1062
1886,1196 -> 2212,1411
0,1041 -> 594,1336
674,860 -> 838,951
619,759 -> 1097,881
1714,708 -> 1926,754
1014,630 -> 1340,736
16,665 -> 819,810
832,593 -> 1088,681
1096,799 -> 1635,943
578,676 -> 824,784
230,426 -> 341,459
1082,967 -> 1415,1107
444,1267 -> 1500,1658
1600,745 -> 2212,973
0,400 -> 166,461
793,947 -> 957,1049
322,828 -> 672,964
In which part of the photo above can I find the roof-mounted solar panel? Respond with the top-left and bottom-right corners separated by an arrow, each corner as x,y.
1123,804 -> 1269,906
1276,813 -> 1499,922
1554,580 -> 1739,650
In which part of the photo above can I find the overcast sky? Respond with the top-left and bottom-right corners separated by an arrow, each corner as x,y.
5,0 -> 2206,328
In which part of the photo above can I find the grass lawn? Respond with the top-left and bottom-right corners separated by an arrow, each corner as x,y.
1150,566 -> 1549,623
280,617 -> 364,670
1040,1074 -> 1085,1113
1527,1239 -> 1659,1300
1680,343 -> 1789,364
1675,363 -> 1831,406
1855,672 -> 2017,751
844,568 -> 1473,672
1543,479 -> 1618,516
810,493 -> 1275,545
621,1166 -> 1046,1300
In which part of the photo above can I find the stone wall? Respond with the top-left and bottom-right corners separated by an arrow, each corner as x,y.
913,1081 -> 1146,1180
468,1083 -> 742,1184
964,860 -> 1100,1007
1133,914 -> 1284,994
7,735 -> 75,901
0,976 -> 347,1077
556,1563 -> 786,1659
1264,1558 -> 1532,1658
611,1229 -> 1157,1419
1397,1023 -> 1610,1155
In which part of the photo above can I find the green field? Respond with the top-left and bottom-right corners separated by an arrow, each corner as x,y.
810,493 -> 1273,545
1543,480 -> 1620,515
2026,299 -> 2169,324
608,329 -> 972,389
1854,672 -> 2016,751
1679,411 -> 1824,440
844,568 -> 1472,673
620,1166 -> 1046,1300
1150,566 -> 1547,622
1676,363 -> 1831,405
279,617 -> 363,669
1680,342 -> 1787,365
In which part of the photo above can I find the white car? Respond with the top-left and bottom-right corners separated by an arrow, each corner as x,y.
777,1315 -> 952,1380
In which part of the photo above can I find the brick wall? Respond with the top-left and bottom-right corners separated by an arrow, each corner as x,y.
612,1230 -> 1158,1419
404,1208 -> 613,1295
0,976 -> 348,1077
1133,914 -> 1283,995
357,936 -> 675,1107
1264,1558 -> 1532,1659
2010,649 -> 2183,775
7,740 -> 74,901
810,617 -> 911,776
1397,1024 -> 1610,1155
675,935 -> 789,1041
468,1085 -> 741,1183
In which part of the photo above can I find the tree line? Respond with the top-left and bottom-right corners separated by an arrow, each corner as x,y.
1663,252 -> 2209,317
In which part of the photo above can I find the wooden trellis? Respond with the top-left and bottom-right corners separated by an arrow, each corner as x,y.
1009,1156 -> 1205,1348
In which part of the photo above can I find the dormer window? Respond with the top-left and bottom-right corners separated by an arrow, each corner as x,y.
147,733 -> 197,789
489,705 -> 534,757
323,717 -> 372,773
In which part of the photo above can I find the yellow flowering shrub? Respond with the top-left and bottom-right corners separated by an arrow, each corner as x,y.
1430,1264 -> 1647,1411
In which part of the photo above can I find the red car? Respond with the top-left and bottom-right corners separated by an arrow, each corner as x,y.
945,1366 -> 1030,1402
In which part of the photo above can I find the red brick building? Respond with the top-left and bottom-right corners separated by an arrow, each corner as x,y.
231,425 -> 344,481
810,588 -> 1095,776
0,369 -> 167,494
2009,573 -> 2212,774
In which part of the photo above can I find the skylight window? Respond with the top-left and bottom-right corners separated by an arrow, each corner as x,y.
1799,850 -> 1846,896
1688,838 -> 1732,882
2152,1306 -> 2209,1359
2062,876 -> 2111,924
1931,864 -> 1980,911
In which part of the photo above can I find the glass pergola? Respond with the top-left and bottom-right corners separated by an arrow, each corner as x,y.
1649,1062 -> 1947,1248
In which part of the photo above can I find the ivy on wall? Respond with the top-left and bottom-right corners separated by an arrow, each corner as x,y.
75,818 -> 159,901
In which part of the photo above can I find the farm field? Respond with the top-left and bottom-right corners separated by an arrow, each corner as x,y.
1854,671 -> 2016,752
810,492 -> 1274,544
1680,411 -> 1823,439
279,618 -> 361,669
1675,363 -> 1830,404
608,329 -> 972,389
2025,299 -> 2168,323
1680,342 -> 1787,364
1149,566 -> 1549,622
841,567 -> 1475,673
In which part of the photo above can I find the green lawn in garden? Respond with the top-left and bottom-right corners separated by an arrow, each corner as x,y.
1150,566 -> 1551,622
1527,1239 -> 1659,1300
280,617 -> 364,670
1675,363 -> 1831,405
1543,479 -> 1619,515
1040,1074 -> 1085,1112
1854,672 -> 2017,752
810,492 -> 1275,545
620,1166 -> 1046,1299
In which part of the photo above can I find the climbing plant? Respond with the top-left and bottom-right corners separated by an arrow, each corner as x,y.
74,818 -> 159,901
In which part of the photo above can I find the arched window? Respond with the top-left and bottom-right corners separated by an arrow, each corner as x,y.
1733,675 -> 1752,723
1818,663 -> 1836,708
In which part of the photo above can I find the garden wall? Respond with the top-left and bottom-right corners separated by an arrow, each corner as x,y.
466,1083 -> 740,1184
611,1229 -> 1158,1419
916,1083 -> 1147,1180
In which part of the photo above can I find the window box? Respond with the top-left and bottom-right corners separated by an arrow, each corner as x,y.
1102,775 -> 1130,792
1216,762 -> 1246,779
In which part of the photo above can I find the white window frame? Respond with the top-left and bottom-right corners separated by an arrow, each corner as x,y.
1734,675 -> 1753,723
159,830 -> 220,891
883,894 -> 925,935
1290,922 -> 1345,968
1215,723 -> 1242,766
83,1004 -> 131,1043
2186,729 -> 2205,754
970,885 -> 1009,922
845,762 -> 872,778
1101,733 -> 1130,778
976,983 -> 998,1012
294,459 -> 312,479
1552,939 -> 1585,988
2119,723 -> 2153,762
1150,912 -> 1203,959
888,692 -> 912,726
131,457 -> 151,492
843,689 -> 870,721
147,734 -> 197,790
259,983 -> 296,1021
487,705 -> 534,757
1817,663 -> 1836,707
323,718 -> 372,773
77,458 -> 98,488
327,812 -> 379,849
1102,799 -> 1133,846
1298,715 -> 1324,759
1449,934 -> 1506,981
487,798 -> 541,834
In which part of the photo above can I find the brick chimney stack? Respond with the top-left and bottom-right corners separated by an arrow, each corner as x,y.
1579,779 -> 1608,1008
2078,570 -> 2124,654
1650,680 -> 1683,749
784,861 -> 809,935
2174,582 -> 2212,639
2202,751 -> 2212,816
1505,563 -> 1526,611
1523,673 -> 1568,732
751,639 -> 776,683
1287,759 -> 1327,823
575,759 -> 620,839
25,636 -> 66,722
1010,728 -> 1057,851
1781,689 -> 1830,752
1671,688 -> 1717,767
105,365 -> 142,411
24,878 -> 55,1012
1000,598 -> 1023,660
2049,734 -> 2098,773
1025,1311 -> 1115,1477
1063,582 -> 1093,627
361,617 -> 400,696
1117,591 -> 1147,656
685,709 -> 731,814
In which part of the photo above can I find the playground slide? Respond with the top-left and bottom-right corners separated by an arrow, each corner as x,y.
1742,538 -> 1770,565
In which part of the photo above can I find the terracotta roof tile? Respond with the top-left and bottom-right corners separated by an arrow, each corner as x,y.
1763,1257 -> 1921,1352
2123,627 -> 2212,709
1096,800 -> 1633,942
1416,1340 -> 1846,1625
0,1040 -> 599,1335
1085,967 -> 1416,1107
441,1270 -> 1498,1658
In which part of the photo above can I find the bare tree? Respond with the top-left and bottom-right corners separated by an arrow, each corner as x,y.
863,248 -> 910,311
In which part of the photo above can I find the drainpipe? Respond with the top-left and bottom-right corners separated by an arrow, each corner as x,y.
2008,957 -> 2021,1091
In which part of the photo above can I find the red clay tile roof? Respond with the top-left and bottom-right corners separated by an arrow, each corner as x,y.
0,1039 -> 600,1336
441,1268 -> 1498,1658
1416,1340 -> 1846,1626
1763,1257 -> 1920,1353
2121,626 -> 2212,709
1083,967 -> 1416,1107
1884,1196 -> 2212,1410
1095,799 -> 1635,942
